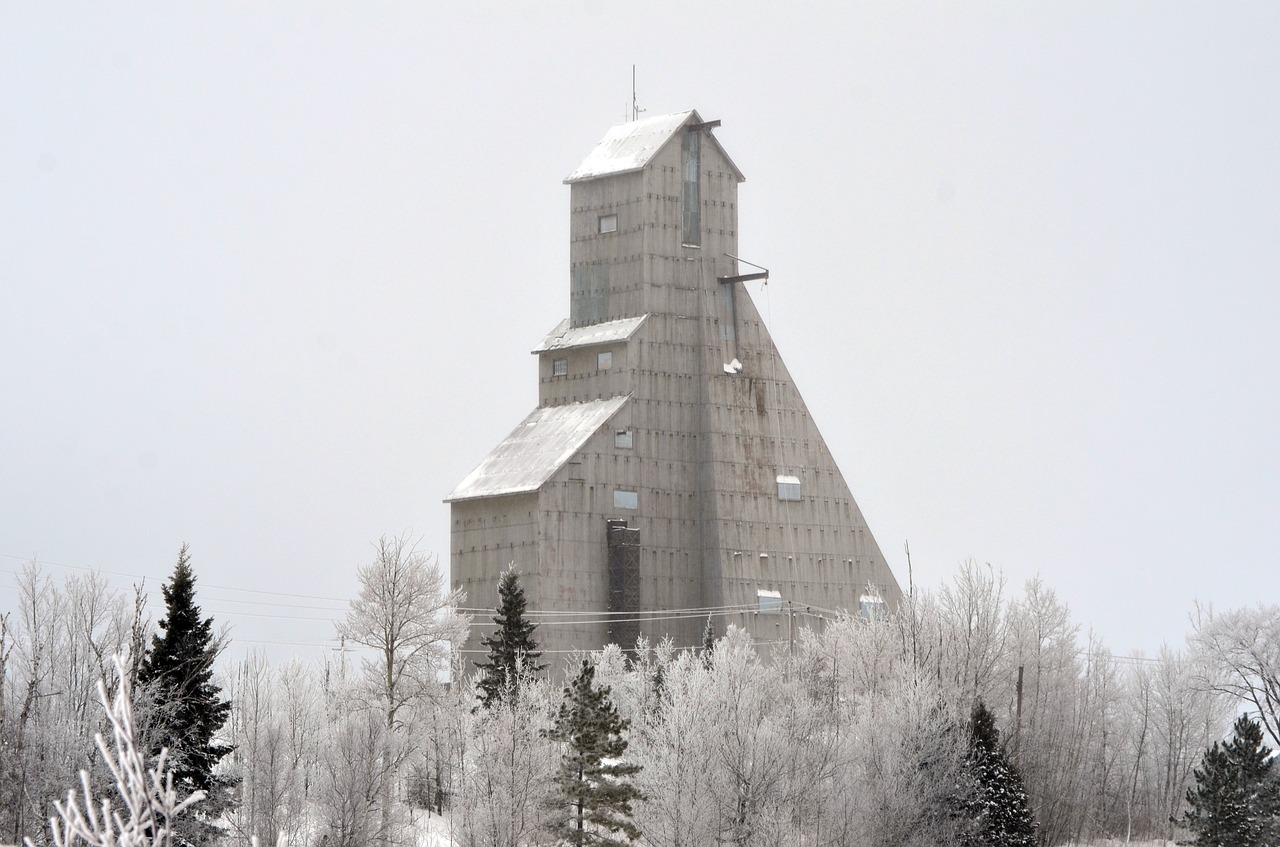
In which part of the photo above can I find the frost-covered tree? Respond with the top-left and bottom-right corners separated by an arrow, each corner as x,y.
316,705 -> 404,847
1,562 -> 149,846
3,562 -> 64,843
475,565 -> 544,709
1184,715 -> 1280,847
1152,646 -> 1227,839
937,561 -> 1009,707
1192,604 -> 1280,748
338,535 -> 468,847
833,663 -> 967,847
454,675 -> 557,847
703,629 -> 810,847
547,660 -> 642,847
630,650 -> 720,847
340,535 -> 468,731
136,545 -> 233,847
224,652 -> 320,847
1003,577 -> 1086,846
31,656 -> 206,847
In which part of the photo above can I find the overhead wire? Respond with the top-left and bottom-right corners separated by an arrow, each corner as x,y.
0,554 -> 777,637
9,557 -> 1165,668
0,552 -> 349,603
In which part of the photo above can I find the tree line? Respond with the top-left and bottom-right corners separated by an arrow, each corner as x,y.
3,545 -> 1280,847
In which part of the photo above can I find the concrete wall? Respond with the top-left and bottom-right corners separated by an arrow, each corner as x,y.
450,492 -> 540,665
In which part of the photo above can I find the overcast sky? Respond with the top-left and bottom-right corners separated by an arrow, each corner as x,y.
3,3 -> 1277,665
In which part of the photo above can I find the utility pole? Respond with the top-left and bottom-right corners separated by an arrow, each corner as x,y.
1013,664 -> 1025,764
788,601 -> 795,659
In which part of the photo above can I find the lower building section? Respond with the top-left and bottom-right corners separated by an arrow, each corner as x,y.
450,491 -> 898,675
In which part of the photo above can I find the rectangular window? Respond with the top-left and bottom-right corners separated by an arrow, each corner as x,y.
777,475 -> 802,501
757,589 -> 782,614
597,351 -> 613,371
598,213 -> 618,234
614,429 -> 633,449
553,358 -> 567,377
613,489 -> 638,510
859,594 -> 887,622
681,130 -> 701,246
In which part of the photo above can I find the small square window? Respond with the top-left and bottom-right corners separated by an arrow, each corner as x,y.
757,589 -> 782,614
553,358 -> 567,377
598,214 -> 618,234
614,429 -> 633,449
613,490 -> 638,510
776,475 -> 801,501
597,351 -> 613,371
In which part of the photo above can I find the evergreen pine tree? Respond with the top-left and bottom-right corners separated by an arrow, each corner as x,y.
475,565 -> 545,708
1185,715 -> 1280,847
700,614 -> 715,668
546,659 -> 642,847
960,700 -> 1037,847
136,544 -> 234,846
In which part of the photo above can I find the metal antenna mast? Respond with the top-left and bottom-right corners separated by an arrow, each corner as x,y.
631,65 -> 645,121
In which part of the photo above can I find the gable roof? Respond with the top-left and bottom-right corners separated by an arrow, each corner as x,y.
532,315 -> 648,353
444,395 -> 630,503
564,109 -> 745,184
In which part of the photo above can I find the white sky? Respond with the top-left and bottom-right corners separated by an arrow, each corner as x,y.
3,3 -> 1277,664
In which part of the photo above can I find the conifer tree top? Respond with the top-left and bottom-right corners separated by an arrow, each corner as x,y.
476,564 -> 545,708
963,699 -> 1037,847
140,543 -> 220,691
1185,714 -> 1280,847
547,659 -> 642,847
135,543 -> 233,835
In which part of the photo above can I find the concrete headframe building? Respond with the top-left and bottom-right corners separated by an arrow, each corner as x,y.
446,110 -> 901,662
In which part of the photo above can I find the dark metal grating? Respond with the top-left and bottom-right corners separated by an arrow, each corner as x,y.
606,519 -> 641,651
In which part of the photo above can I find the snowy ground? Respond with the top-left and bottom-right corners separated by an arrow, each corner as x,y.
404,813 -> 1178,847
408,809 -> 455,847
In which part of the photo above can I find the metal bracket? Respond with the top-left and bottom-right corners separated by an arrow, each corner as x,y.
719,271 -> 768,285
719,253 -> 769,285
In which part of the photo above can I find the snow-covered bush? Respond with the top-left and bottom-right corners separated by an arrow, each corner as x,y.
15,657 -> 204,847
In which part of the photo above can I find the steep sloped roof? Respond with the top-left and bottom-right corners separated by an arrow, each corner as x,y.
444,395 -> 630,502
564,109 -> 745,184
532,315 -> 648,353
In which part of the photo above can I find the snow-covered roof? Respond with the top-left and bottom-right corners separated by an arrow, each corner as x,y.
564,110 -> 745,184
532,315 -> 648,353
444,396 -> 630,502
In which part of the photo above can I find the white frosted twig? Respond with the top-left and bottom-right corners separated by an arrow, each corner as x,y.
26,656 -> 205,847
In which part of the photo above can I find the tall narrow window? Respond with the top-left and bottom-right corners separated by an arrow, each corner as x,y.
681,130 -> 701,246
553,358 -> 567,377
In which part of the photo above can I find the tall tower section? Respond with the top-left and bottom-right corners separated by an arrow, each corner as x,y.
447,111 -> 901,667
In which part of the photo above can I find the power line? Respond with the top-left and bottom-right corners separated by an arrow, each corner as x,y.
457,602 -> 756,618
0,552 -> 350,603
